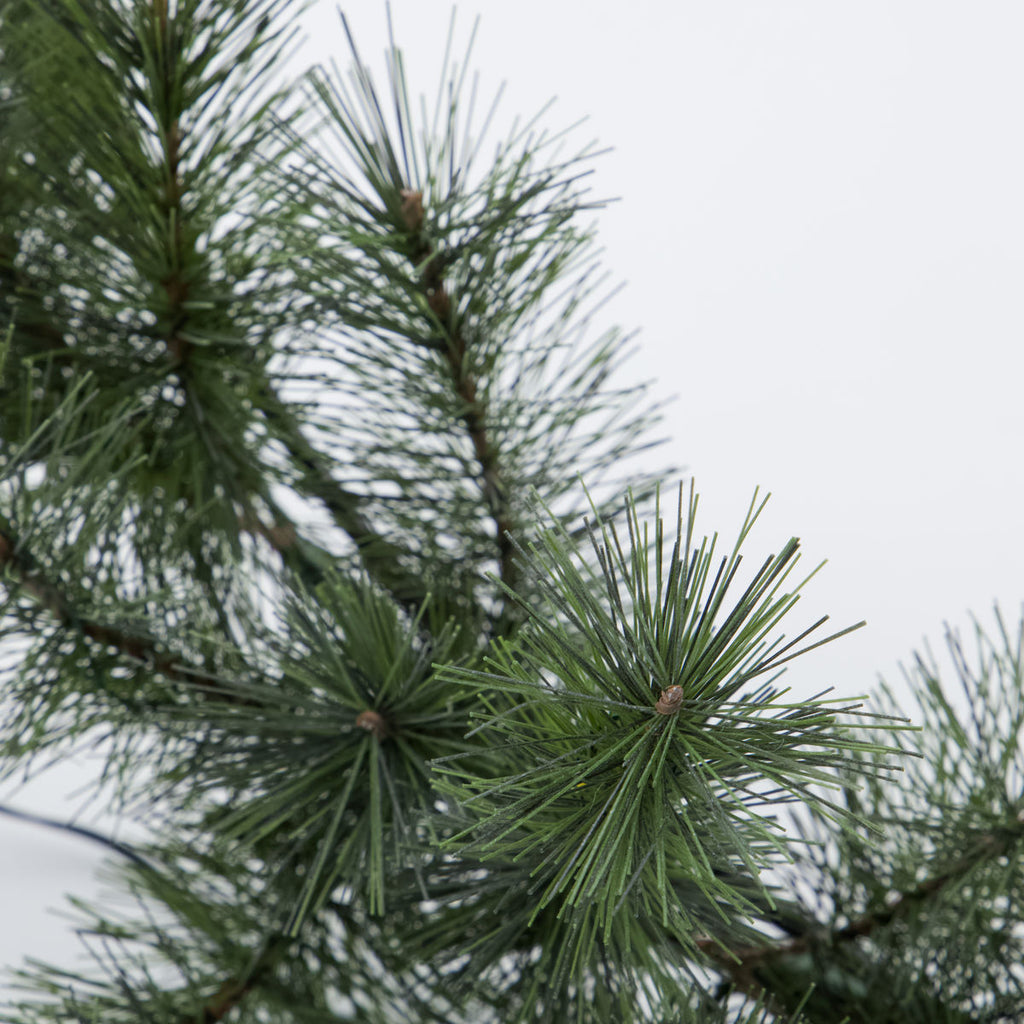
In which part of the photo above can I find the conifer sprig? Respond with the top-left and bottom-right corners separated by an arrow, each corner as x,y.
142,574 -> 482,933
430,484 -> 901,995
266,11 -> 665,622
738,609 -> 1024,1022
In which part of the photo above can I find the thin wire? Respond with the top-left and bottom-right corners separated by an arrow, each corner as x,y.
0,802 -> 156,872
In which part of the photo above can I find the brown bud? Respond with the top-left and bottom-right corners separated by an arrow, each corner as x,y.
399,189 -> 424,232
356,709 -> 388,740
654,685 -> 684,715
264,521 -> 297,550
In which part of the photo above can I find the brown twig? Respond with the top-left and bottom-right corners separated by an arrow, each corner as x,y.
151,0 -> 192,368
697,826 -> 1020,1000
833,829 -> 1015,942
197,975 -> 258,1023
398,188 -> 516,594
186,933 -> 289,1024
0,526 -> 258,706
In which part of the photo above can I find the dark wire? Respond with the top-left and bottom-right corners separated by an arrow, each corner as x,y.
0,802 -> 156,872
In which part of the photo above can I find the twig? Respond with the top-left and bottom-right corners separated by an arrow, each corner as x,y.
398,187 -> 517,596
0,527 -> 260,706
698,827 -> 1021,999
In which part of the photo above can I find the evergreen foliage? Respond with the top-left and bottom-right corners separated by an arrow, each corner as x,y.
1,3 -> 1021,1021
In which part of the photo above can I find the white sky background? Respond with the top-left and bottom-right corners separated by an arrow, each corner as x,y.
4,0 -> 1024,998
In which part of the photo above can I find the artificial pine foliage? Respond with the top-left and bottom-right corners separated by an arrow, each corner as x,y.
1,3 -> 1022,1021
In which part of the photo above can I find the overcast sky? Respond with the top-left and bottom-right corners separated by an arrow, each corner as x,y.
4,0 -> 1024,997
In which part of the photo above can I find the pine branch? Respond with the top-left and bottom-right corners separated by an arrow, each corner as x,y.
147,0 -> 191,368
832,823 -> 1022,943
186,933 -> 288,1024
0,524 -> 258,706
269,17 -> 667,633
2,0 -> 434,619
0,234 -> 69,355
17,3 -> 1016,1021
698,819 -> 1024,1009
255,382 -> 431,613
432,487 -> 895,990
396,186 -> 516,594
